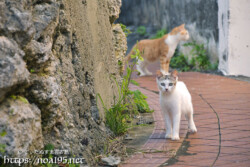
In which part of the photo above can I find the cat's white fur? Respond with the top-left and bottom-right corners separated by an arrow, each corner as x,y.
165,35 -> 182,59
157,72 -> 197,140
137,59 -> 153,76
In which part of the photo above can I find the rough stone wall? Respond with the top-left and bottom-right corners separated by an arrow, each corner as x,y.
0,0 -> 126,166
117,0 -> 219,62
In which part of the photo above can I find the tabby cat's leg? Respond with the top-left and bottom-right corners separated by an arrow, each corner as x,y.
145,69 -> 153,75
160,57 -> 170,75
143,60 -> 152,75
137,59 -> 147,76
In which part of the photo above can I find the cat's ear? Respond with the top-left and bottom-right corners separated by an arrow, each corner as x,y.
179,23 -> 185,30
156,70 -> 163,78
171,70 -> 178,80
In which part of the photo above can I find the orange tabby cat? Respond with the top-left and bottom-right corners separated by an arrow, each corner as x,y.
126,24 -> 189,76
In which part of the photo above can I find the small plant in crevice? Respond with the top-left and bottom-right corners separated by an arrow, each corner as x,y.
30,69 -> 35,73
10,95 -> 29,104
120,23 -> 131,37
97,45 -> 153,136
30,143 -> 54,167
150,28 -> 167,39
0,130 -> 7,154
0,144 -> 5,167
0,130 -> 7,167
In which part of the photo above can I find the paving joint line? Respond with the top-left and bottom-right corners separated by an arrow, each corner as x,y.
199,94 -> 221,167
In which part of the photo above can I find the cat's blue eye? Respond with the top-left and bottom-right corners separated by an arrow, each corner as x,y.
161,83 -> 165,86
169,83 -> 173,86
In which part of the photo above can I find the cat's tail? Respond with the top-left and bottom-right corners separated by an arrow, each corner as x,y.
125,42 -> 141,62
124,49 -> 134,62
123,48 -> 135,72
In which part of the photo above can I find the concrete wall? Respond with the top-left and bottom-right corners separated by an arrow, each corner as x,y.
218,0 -> 230,75
218,0 -> 250,77
119,0 -> 218,40
227,0 -> 250,76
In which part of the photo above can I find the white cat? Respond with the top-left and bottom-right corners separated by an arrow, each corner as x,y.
156,70 -> 197,140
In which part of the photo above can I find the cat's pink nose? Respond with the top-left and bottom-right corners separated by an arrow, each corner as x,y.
165,88 -> 168,91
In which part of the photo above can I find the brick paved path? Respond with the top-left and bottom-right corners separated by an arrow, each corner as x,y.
121,72 -> 250,167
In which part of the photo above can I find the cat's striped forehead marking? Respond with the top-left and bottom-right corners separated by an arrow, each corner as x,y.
159,75 -> 176,81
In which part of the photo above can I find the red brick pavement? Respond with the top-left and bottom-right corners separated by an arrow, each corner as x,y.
121,85 -> 188,167
120,72 -> 250,167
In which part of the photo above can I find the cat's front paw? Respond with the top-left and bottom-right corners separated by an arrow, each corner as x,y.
165,133 -> 172,139
171,135 -> 180,141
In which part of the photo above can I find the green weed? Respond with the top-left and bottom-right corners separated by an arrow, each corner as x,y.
136,26 -> 147,36
171,41 -> 218,72
0,144 -> 5,154
44,143 -> 54,152
10,95 -> 29,104
98,95 -> 129,136
170,52 -> 191,72
10,95 -> 17,100
97,45 -> 153,136
210,59 -> 219,71
130,80 -> 139,86
129,90 -> 153,113
184,41 -> 211,71
97,72 -> 130,136
120,24 -> 131,37
150,28 -> 167,39
0,130 -> 7,137
0,130 -> 6,166
0,130 -> 6,154
18,96 -> 29,104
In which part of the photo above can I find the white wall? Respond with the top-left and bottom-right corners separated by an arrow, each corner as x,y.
219,0 -> 250,77
228,0 -> 250,77
218,0 -> 229,75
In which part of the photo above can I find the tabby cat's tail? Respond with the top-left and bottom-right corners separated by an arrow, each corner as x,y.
124,49 -> 133,62
125,51 -> 132,62
123,48 -> 135,71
